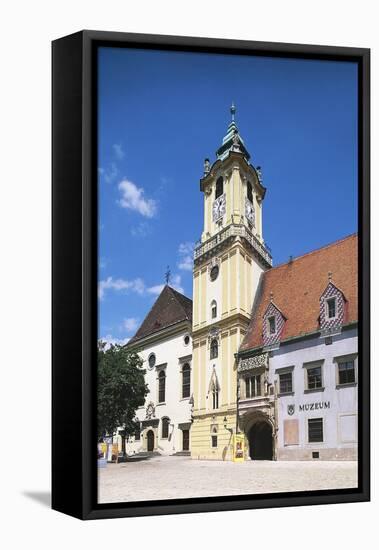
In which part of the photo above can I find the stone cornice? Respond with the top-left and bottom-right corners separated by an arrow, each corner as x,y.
192,312 -> 250,339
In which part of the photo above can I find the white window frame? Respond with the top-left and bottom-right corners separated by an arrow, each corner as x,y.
307,417 -> 324,444
303,360 -> 325,392
334,353 -> 358,387
268,315 -> 276,335
325,296 -> 337,320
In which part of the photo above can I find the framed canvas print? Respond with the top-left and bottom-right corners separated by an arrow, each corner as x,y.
52,30 -> 370,520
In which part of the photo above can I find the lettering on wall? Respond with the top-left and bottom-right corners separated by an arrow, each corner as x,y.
298,401 -> 330,412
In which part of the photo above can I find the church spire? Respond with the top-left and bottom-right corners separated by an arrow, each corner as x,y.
216,103 -> 251,162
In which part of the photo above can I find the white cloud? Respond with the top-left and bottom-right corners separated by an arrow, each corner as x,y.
146,284 -> 164,296
171,274 -> 184,294
147,274 -> 184,296
100,334 -> 130,349
178,242 -> 194,271
99,273 -> 184,301
98,276 -> 145,300
103,162 -> 118,184
131,221 -> 151,238
112,143 -> 125,160
123,317 -> 139,332
118,179 -> 157,218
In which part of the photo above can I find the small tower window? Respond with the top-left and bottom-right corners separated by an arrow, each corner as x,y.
211,427 -> 218,447
268,316 -> 276,335
326,297 -> 336,319
211,300 -> 217,319
247,180 -> 253,203
210,338 -> 218,359
212,386 -> 219,409
215,176 -> 223,199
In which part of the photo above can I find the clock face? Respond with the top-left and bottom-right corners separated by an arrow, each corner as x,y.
212,194 -> 226,222
245,198 -> 255,225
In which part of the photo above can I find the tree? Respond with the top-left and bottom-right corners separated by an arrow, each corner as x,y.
97,342 -> 149,451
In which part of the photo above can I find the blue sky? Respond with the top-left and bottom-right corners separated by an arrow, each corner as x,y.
98,47 -> 358,345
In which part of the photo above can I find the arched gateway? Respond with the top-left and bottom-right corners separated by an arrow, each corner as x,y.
247,420 -> 273,460
147,430 -> 155,452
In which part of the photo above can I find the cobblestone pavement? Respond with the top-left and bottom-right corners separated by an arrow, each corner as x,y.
98,455 -> 358,503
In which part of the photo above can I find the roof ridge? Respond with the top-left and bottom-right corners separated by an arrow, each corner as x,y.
270,233 -> 357,271
128,284 -> 192,345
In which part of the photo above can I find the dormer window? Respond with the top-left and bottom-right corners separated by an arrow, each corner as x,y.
262,301 -> 286,347
268,316 -> 276,334
215,176 -> 223,199
326,297 -> 336,319
320,281 -> 346,335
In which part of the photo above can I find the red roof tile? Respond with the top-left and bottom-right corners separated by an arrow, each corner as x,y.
240,234 -> 358,352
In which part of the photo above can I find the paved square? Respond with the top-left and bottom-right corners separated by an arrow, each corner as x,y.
98,455 -> 358,503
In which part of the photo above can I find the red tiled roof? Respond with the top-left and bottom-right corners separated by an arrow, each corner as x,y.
240,234 -> 358,352
128,285 -> 192,345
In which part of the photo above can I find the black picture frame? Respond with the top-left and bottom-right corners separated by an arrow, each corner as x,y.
52,30 -> 370,520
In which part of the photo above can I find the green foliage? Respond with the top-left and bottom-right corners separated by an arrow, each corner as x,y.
97,341 -> 149,439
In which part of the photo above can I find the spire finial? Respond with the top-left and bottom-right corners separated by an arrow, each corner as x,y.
270,291 -> 274,302
230,102 -> 236,122
328,271 -> 332,283
165,265 -> 171,285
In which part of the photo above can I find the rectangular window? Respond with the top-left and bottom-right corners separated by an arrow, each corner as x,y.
327,297 -> 336,319
307,366 -> 323,390
279,372 -> 293,394
134,425 -> 141,441
211,435 -> 218,448
268,316 -> 276,334
245,374 -> 262,398
308,418 -> 324,443
338,361 -> 355,385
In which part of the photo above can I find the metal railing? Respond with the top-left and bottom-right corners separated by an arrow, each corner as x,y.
194,224 -> 272,266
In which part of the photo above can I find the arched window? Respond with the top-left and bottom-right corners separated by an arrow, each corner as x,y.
158,370 -> 166,403
212,386 -> 219,409
182,364 -> 191,398
210,338 -> 218,359
247,180 -> 253,203
211,426 -> 218,447
215,176 -> 223,199
161,417 -> 170,439
211,300 -> 217,319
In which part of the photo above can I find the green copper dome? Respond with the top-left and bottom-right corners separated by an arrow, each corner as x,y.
216,103 -> 251,162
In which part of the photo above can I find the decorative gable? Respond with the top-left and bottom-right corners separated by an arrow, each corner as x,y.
319,280 -> 346,336
262,300 -> 286,348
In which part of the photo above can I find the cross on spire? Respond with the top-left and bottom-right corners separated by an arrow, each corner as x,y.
165,266 -> 171,285
230,101 -> 236,122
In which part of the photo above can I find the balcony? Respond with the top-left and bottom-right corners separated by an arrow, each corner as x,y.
194,224 -> 272,267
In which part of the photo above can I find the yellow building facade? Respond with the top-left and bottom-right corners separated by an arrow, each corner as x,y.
191,106 -> 272,460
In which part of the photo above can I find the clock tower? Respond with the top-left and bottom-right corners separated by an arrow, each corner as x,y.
191,105 -> 272,460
